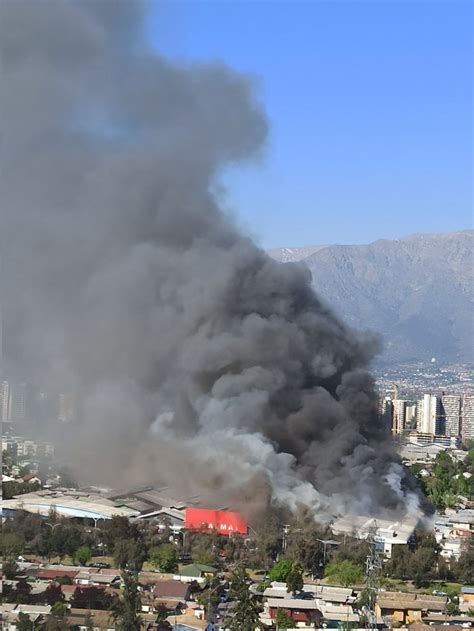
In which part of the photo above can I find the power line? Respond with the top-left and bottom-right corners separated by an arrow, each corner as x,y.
364,521 -> 382,629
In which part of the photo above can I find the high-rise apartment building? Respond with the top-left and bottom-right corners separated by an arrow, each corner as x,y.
380,396 -> 394,432
405,403 -> 417,430
417,394 -> 441,434
11,382 -> 27,421
1,380 -> 11,421
392,399 -> 407,434
441,395 -> 462,437
461,395 -> 474,442
1,381 -> 28,422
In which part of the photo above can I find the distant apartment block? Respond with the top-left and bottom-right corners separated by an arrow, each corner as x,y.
462,395 -> 474,441
383,389 -> 473,441
2,435 -> 55,459
417,394 -> 441,434
391,399 -> 417,434
441,394 -> 462,437
0,380 -> 27,422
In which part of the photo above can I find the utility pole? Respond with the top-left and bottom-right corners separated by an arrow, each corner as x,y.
364,522 -> 382,629
206,581 -> 220,628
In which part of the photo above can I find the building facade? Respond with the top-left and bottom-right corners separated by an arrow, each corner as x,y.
441,394 -> 462,437
462,395 -> 474,442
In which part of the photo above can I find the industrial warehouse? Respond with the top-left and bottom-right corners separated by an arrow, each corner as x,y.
1,485 -> 250,535
3,483 -> 418,551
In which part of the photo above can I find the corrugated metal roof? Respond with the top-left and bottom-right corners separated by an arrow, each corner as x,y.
117,499 -> 155,512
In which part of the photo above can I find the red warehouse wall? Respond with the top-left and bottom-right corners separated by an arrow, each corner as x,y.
184,508 -> 248,536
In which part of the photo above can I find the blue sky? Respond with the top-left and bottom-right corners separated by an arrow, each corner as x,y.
148,1 -> 472,248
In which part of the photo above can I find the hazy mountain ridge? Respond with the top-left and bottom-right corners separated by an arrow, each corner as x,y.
269,230 -> 474,364
267,245 -> 329,262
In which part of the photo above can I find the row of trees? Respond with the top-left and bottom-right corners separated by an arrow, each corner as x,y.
3,478 -> 41,500
386,531 -> 474,585
2,510 -> 99,563
411,450 -> 474,510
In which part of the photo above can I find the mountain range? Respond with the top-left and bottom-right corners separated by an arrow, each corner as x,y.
268,230 -> 473,365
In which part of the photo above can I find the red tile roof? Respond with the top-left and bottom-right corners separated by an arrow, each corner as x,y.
152,580 -> 190,600
37,569 -> 79,580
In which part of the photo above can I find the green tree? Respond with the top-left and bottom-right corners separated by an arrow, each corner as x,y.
70,586 -> 112,610
410,545 -> 438,587
74,545 -> 92,566
1,531 -> 25,557
111,570 -> 143,631
286,562 -> 304,596
324,559 -> 364,587
385,544 -> 412,579
282,521 -> 327,573
269,559 -> 293,582
49,523 -> 85,560
44,583 -> 65,606
245,514 -> 282,569
16,612 -> 34,631
13,578 -> 33,604
3,557 -> 19,579
445,600 -> 460,616
101,515 -> 138,549
455,537 -> 474,583
50,602 -> 67,617
3,511 -> 43,551
275,608 -> 293,629
2,480 -> 40,499
195,577 -> 222,617
188,531 -> 220,565
226,567 -> 262,631
44,602 -> 68,631
114,539 -> 145,571
149,543 -> 178,572
334,537 -> 371,568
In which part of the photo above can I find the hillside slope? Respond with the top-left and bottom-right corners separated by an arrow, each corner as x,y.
269,230 -> 473,363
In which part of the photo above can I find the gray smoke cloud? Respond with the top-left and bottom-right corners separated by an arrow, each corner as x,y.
1,0 -> 421,522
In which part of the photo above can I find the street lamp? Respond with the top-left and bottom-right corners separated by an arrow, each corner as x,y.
315,538 -> 339,566
44,522 -> 62,563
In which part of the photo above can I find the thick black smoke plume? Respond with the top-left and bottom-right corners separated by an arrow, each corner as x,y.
1,0 -> 421,521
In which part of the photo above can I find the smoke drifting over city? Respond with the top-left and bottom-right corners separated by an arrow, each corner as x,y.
1,0 -> 422,522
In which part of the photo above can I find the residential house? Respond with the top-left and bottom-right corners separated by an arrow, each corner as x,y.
2,604 -> 51,631
265,597 -> 322,628
375,591 -> 447,625
152,580 -> 192,603
261,582 -> 358,627
174,563 -> 218,584
410,622 -> 466,631
460,586 -> 474,614
74,569 -> 121,586
451,510 -> 474,533
151,579 -> 196,617
66,607 -> 117,630
36,567 -> 79,581
422,613 -> 474,627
